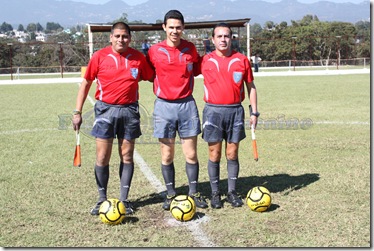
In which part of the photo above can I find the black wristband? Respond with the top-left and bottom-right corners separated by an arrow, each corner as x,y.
73,109 -> 82,115
249,105 -> 260,117
251,111 -> 260,117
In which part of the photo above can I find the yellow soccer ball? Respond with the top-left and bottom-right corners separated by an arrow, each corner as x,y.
246,186 -> 272,212
99,199 -> 126,225
170,195 -> 196,222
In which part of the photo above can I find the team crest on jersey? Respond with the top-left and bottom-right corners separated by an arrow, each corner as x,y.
187,63 -> 193,72
130,68 -> 139,79
233,71 -> 242,84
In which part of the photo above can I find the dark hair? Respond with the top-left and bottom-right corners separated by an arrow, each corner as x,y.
212,22 -> 232,37
111,22 -> 131,35
164,10 -> 184,25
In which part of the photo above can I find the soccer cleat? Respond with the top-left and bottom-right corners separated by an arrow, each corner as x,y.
162,194 -> 176,211
90,201 -> 104,215
189,192 -> 208,208
121,200 -> 134,215
227,191 -> 244,207
210,191 -> 222,209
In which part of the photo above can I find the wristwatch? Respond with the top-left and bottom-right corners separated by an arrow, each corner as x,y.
73,109 -> 82,115
251,111 -> 260,117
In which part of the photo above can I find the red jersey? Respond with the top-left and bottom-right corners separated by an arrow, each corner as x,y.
84,46 -> 154,105
200,51 -> 254,105
147,39 -> 199,100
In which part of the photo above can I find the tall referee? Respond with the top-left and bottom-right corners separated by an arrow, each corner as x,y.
147,10 -> 208,210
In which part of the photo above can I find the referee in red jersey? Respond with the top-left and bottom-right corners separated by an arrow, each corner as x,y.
72,22 -> 154,216
199,23 -> 259,209
147,10 -> 208,211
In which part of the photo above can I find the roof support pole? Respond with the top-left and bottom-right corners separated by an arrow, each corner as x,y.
246,21 -> 250,59
88,24 -> 93,58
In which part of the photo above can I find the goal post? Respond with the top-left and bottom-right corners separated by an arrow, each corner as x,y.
86,18 -> 252,59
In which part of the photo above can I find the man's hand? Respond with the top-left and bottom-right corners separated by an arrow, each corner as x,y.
72,114 -> 82,131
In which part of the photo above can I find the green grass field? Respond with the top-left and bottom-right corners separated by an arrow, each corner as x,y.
0,73 -> 370,247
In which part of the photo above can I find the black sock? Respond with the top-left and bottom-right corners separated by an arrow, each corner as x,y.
227,159 -> 239,192
208,160 -> 220,193
186,162 -> 199,195
119,162 -> 134,201
94,164 -> 109,201
161,163 -> 176,196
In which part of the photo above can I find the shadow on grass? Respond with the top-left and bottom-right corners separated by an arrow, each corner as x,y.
122,216 -> 139,224
133,173 -> 320,211
235,173 -> 321,196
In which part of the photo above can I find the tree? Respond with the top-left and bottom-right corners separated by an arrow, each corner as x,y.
46,22 -> 63,33
0,22 -> 13,33
299,15 -> 319,26
26,23 -> 37,33
29,32 -> 36,41
251,23 -> 262,36
75,25 -> 83,33
278,21 -> 288,29
0,38 -> 15,70
354,21 -> 370,58
264,21 -> 275,30
250,14 -> 367,66
36,23 -> 44,32
18,24 -> 24,32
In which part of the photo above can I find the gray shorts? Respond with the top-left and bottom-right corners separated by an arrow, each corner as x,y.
91,101 -> 141,140
202,103 -> 246,143
153,96 -> 201,139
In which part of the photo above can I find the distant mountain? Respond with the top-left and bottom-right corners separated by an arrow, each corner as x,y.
1,0 -> 369,28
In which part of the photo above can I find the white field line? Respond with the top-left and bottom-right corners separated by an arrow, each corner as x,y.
133,150 -> 216,247
78,83 -> 217,247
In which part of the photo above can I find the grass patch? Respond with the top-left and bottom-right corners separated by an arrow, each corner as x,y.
0,74 -> 370,247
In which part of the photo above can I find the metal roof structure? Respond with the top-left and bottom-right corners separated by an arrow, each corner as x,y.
87,18 -> 252,57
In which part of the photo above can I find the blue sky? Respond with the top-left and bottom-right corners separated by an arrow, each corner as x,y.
70,0 -> 366,5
